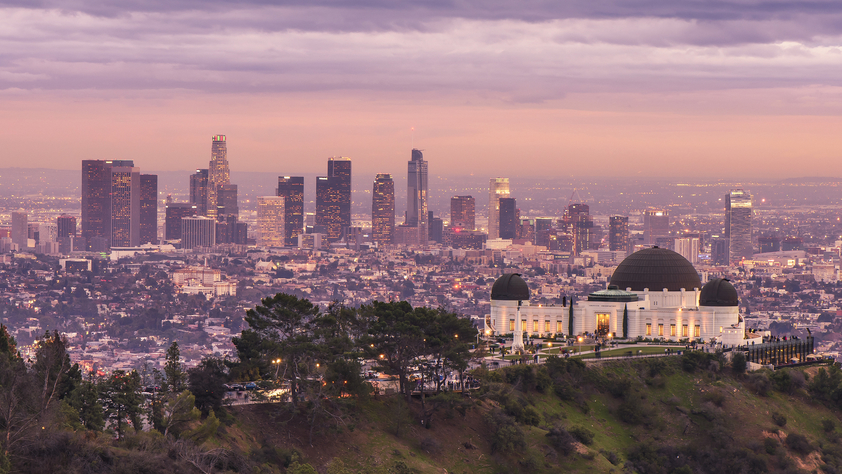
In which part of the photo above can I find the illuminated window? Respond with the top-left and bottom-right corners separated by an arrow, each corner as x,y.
694,325 -> 701,337
658,324 -> 664,336
670,324 -> 676,336
509,320 -> 514,331
545,321 -> 551,332
533,320 -> 538,332
522,320 -> 526,331
557,322 -> 563,333
646,323 -> 652,336
682,325 -> 688,337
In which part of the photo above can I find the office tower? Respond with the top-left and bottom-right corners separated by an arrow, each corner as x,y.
758,235 -> 781,254
207,135 -> 230,219
11,212 -> 27,248
782,237 -> 803,251
257,196 -> 285,247
406,149 -> 428,242
57,215 -> 76,239
517,218 -> 535,243
725,189 -> 753,262
190,169 -> 209,216
675,237 -> 701,265
371,173 -> 395,246
428,211 -> 443,244
498,198 -> 517,239
564,203 -> 594,255
643,209 -> 670,245
165,203 -> 197,240
278,176 -> 305,246
316,157 -> 351,242
109,161 -> 140,247
450,196 -> 475,231
181,216 -> 216,249
488,178 -> 510,239
608,216 -> 629,253
217,184 -> 238,219
81,160 -> 110,245
139,174 -> 157,244
710,237 -> 730,265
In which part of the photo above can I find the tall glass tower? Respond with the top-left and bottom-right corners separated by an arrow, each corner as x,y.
406,149 -> 428,242
278,176 -> 304,246
207,135 -> 229,219
725,189 -> 753,262
372,173 -> 395,246
316,157 -> 352,242
488,178 -> 510,239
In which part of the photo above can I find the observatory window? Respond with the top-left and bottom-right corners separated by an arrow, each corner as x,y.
658,324 -> 664,336
645,323 -> 652,336
694,325 -> 701,337
509,320 -> 514,332
545,321 -> 550,332
557,322 -> 563,333
682,325 -> 688,337
670,324 -> 676,337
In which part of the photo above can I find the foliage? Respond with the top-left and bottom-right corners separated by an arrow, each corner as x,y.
731,352 -> 747,374
772,411 -> 787,427
187,357 -> 228,416
568,426 -> 594,445
786,433 -> 813,456
546,426 -> 576,456
100,369 -> 143,440
164,342 -> 186,392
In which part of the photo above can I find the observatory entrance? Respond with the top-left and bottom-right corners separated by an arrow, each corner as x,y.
596,313 -> 610,336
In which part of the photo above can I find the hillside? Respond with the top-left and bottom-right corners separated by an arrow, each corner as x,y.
14,352 -> 842,473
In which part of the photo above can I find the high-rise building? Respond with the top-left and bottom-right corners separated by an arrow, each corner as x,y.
643,209 -> 670,245
217,184 -> 238,219
257,196 -> 285,247
725,189 -> 753,262
57,214 -> 77,240
371,173 -> 395,246
488,178 -> 510,239
181,216 -> 216,250
316,157 -> 351,242
498,198 -> 517,240
190,169 -> 209,216
564,203 -> 594,255
450,196 -> 475,231
109,161 -> 140,247
140,174 -> 158,244
710,237 -> 730,265
165,203 -> 197,241
428,211 -> 443,244
675,237 -> 701,265
406,149 -> 428,242
608,216 -> 629,253
207,135 -> 230,220
11,211 -> 27,248
278,176 -> 304,246
81,160 -> 110,246
758,235 -> 781,254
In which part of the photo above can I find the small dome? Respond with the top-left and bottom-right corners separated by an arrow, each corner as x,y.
491,273 -> 530,301
610,247 -> 701,292
588,286 -> 639,302
699,278 -> 739,307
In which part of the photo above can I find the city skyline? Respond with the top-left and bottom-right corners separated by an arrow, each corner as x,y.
3,3 -> 842,178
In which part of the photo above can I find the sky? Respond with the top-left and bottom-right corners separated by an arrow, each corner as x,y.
1,1 -> 842,179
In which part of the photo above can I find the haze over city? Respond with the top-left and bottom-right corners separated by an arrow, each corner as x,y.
3,1 -> 842,177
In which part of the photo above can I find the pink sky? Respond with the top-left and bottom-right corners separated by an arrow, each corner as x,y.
2,2 -> 842,178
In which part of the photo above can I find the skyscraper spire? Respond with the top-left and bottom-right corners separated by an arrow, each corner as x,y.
207,135 -> 230,219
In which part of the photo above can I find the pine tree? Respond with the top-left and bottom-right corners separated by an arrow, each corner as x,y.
622,304 -> 628,339
568,298 -> 574,337
165,342 -> 185,392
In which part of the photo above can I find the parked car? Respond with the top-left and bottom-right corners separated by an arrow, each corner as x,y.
230,383 -> 244,391
245,382 -> 258,390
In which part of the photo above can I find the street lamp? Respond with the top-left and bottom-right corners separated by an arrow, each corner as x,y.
577,336 -> 583,356
272,358 -> 282,379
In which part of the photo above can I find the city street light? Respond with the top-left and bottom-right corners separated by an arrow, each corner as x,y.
577,336 -> 583,356
272,358 -> 282,379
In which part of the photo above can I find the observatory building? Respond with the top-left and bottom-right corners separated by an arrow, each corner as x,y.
488,247 -> 745,345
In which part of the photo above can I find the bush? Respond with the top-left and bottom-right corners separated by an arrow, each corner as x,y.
772,412 -> 787,427
732,352 -> 747,374
569,426 -> 594,446
600,449 -> 620,465
419,437 -> 441,454
764,437 -> 778,455
771,370 -> 794,394
702,390 -> 726,408
823,419 -> 836,433
485,410 -> 526,454
786,433 -> 813,456
746,372 -> 772,396
546,426 -> 576,456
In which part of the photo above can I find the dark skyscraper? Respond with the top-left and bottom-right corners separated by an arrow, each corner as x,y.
406,149 -> 428,242
140,174 -> 157,244
711,237 -> 730,265
109,161 -> 140,247
428,211 -> 443,244
190,169 -> 209,216
609,216 -> 629,253
564,203 -> 594,255
725,189 -> 753,262
498,197 -> 517,239
217,184 -> 238,219
450,195 -> 475,231
278,176 -> 304,246
316,157 -> 351,242
643,209 -> 670,245
81,160 -> 110,245
372,173 -> 395,246
57,214 -> 77,239
165,203 -> 196,241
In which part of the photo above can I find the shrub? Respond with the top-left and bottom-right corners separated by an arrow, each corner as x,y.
569,426 -> 594,446
764,437 -> 778,455
772,412 -> 787,427
485,410 -> 526,454
546,426 -> 576,456
419,437 -> 441,454
771,370 -> 793,394
823,419 -> 836,433
746,372 -> 772,396
702,390 -> 726,408
600,449 -> 620,465
786,433 -> 813,456
732,352 -> 747,374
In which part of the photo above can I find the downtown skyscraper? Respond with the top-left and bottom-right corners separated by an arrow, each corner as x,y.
316,157 -> 351,242
139,174 -> 158,244
405,149 -> 428,242
498,197 -> 517,240
82,160 -> 142,248
277,176 -> 304,246
190,169 -> 209,216
725,189 -> 753,262
207,135 -> 230,220
450,195 -> 475,231
608,216 -> 629,254
372,173 -> 395,246
488,178 -> 510,239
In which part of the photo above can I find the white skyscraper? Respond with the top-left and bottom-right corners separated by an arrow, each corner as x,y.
675,237 -> 701,265
257,196 -> 285,248
207,135 -> 230,219
488,178 -> 510,240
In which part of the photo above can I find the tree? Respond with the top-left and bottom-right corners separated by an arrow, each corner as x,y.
188,358 -> 228,416
0,325 -> 37,459
731,352 -> 747,375
100,370 -> 143,440
164,342 -> 186,392
568,300 -> 574,336
362,301 -> 427,401
154,390 -> 200,438
32,330 -> 72,412
67,379 -> 104,431
622,305 -> 628,339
